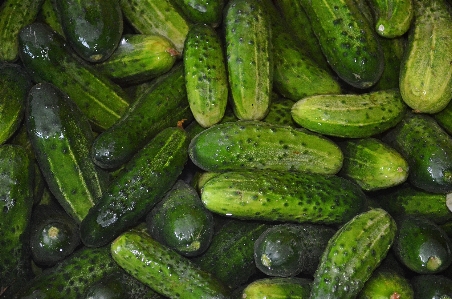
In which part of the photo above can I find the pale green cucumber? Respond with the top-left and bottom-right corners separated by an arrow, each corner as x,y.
367,0 -> 414,38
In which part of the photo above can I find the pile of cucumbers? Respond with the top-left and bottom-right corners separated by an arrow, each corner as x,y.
2,0 -> 452,297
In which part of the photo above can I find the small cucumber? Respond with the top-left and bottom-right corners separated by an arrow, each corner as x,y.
53,0 -> 123,62
81,127 -> 189,247
338,137 -> 409,191
310,208 -> 397,298
242,277 -> 312,299
399,0 -> 452,113
200,170 -> 366,225
262,97 -> 299,127
367,0 -> 414,38
37,0 -> 64,37
189,121 -> 344,175
357,268 -> 414,299
110,229 -> 231,299
291,89 -> 407,138
172,0 -> 224,27
300,0 -> 384,89
224,0 -> 273,120
26,82 -> 109,223
410,275 -> 452,298
183,24 -> 228,128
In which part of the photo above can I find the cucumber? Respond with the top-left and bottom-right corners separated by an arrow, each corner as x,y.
200,170 -> 366,225
357,268 -> 414,299
338,137 -> 409,191
242,277 -> 312,299
37,0 -> 64,37
383,112 -> 452,194
310,208 -> 397,298
119,0 -> 190,53
224,0 -> 273,120
53,0 -> 123,62
189,121 -> 344,175
95,34 -> 179,85
183,24 -> 228,128
0,62 -> 32,145
0,0 -> 44,61
299,0 -> 384,89
26,82 -> 109,223
80,126 -> 189,247
367,0 -> 414,38
110,228 -> 231,299
0,145 -> 34,295
18,22 -> 130,131
172,0 -> 224,27
262,97 -> 299,127
146,180 -> 214,257
83,273 -> 126,299
411,275 -> 452,298
291,88 -> 407,138
399,0 -> 452,113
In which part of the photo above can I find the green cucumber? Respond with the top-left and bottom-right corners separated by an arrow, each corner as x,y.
411,275 -> 452,298
91,63 -> 193,170
18,22 -> 130,131
338,137 -> 409,191
26,82 -> 109,223
367,0 -> 414,38
172,0 -> 224,27
95,34 -> 179,85
53,0 -> 123,62
291,88 -> 407,138
224,0 -> 273,120
200,170 -> 366,225
37,0 -> 64,37
242,277 -> 312,299
262,97 -> 299,127
81,126 -> 189,247
189,121 -> 344,175
399,0 -> 452,113
383,112 -> 452,194
0,0 -> 44,61
357,268 -> 414,299
110,229 -> 231,299
299,0 -> 384,89
119,0 -> 190,53
310,208 -> 397,298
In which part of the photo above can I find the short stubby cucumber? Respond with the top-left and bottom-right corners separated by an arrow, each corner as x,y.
367,0 -> 414,38
291,89 -> 407,138
189,120 -> 343,175
224,0 -> 273,120
399,0 -> 452,113
200,170 -> 367,225
310,208 -> 397,299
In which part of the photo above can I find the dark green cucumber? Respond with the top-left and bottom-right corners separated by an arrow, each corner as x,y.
383,112 -> 452,194
200,170 -> 366,225
95,34 -> 179,84
18,22 -> 130,131
172,0 -> 224,27
399,0 -> 452,113
224,0 -> 273,120
411,275 -> 452,298
189,121 -> 344,175
242,277 -> 312,299
83,273 -> 126,299
53,0 -> 123,62
300,0 -> 384,89
393,214 -> 452,274
357,268 -> 414,299
366,0 -> 414,38
192,219 -> 270,290
310,208 -> 397,298
146,180 -> 214,257
0,145 -> 34,294
0,0 -> 44,61
119,0 -> 190,53
37,0 -> 64,37
110,229 -> 231,299
0,62 -> 32,144
262,97 -> 299,127
338,137 -> 409,191
183,24 -> 228,128
81,126 -> 189,247
26,82 -> 109,223
291,88 -> 407,138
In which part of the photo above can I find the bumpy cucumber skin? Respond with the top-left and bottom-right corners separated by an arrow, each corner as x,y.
110,229 -> 231,299
291,89 -> 407,138
310,208 -> 397,299
201,170 -> 366,225
172,0 -> 224,27
189,121 -> 343,175
26,83 -> 108,223
262,98 -> 299,127
357,269 -> 414,299
338,138 -> 409,191
37,0 -> 65,37
383,113 -> 452,194
224,0 -> 273,120
184,24 -> 228,128
81,127 -> 189,247
242,277 -> 312,299
367,0 -> 414,38
300,0 -> 384,89
18,22 -> 130,131
399,0 -> 452,113
54,0 -> 123,62
0,0 -> 44,61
